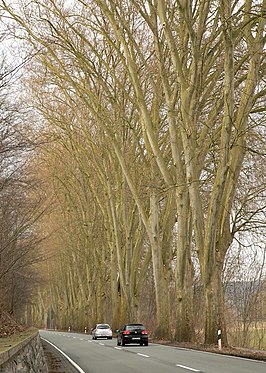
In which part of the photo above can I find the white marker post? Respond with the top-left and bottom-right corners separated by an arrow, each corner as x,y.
68,326 -> 71,332
218,329 -> 222,350
84,327 -> 87,333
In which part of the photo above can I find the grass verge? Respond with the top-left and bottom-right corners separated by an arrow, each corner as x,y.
0,327 -> 38,353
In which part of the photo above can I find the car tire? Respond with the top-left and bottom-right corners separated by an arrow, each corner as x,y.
121,338 -> 125,346
94,337 -> 97,340
117,338 -> 121,346
144,341 -> 148,346
108,337 -> 112,339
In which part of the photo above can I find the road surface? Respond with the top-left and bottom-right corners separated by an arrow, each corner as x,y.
40,330 -> 266,373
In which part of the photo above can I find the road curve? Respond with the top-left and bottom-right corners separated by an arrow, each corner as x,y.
39,330 -> 266,373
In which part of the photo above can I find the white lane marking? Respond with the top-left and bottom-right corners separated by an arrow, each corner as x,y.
114,347 -> 122,350
88,340 -> 92,343
99,343 -> 105,345
137,353 -> 149,358
41,337 -> 86,373
79,338 -> 84,340
176,364 -> 200,372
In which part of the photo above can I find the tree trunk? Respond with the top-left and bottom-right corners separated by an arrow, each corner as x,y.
174,192 -> 195,342
204,277 -> 218,345
150,191 -> 171,338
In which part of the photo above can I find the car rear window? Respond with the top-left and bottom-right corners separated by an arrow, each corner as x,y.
97,324 -> 110,329
126,324 -> 145,331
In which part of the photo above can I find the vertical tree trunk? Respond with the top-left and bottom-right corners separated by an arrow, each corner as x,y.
110,244 -> 120,328
175,192 -> 195,342
204,276 -> 218,345
150,191 -> 171,338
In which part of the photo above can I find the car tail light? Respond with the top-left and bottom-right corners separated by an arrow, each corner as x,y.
122,331 -> 130,335
141,330 -> 148,335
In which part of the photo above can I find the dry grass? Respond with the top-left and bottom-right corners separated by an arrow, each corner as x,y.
227,321 -> 266,350
153,339 -> 266,361
0,327 -> 38,353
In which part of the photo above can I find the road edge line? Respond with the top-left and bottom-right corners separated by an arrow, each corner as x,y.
41,337 -> 86,373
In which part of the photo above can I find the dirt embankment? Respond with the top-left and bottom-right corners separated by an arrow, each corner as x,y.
0,311 -> 26,337
154,339 -> 266,362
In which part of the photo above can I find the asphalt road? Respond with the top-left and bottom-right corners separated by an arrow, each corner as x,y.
40,330 -> 266,373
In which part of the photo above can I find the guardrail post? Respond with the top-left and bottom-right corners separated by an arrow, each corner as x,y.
218,329 -> 222,350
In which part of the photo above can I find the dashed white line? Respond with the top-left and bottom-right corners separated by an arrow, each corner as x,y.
114,347 -> 122,350
99,343 -> 105,345
137,353 -> 150,358
176,364 -> 200,372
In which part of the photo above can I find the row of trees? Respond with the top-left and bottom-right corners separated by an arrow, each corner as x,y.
1,0 -> 265,345
0,40 -> 47,322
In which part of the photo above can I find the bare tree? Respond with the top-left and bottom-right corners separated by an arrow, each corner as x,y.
2,0 -> 265,345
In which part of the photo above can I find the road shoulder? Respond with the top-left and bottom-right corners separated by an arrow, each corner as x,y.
41,339 -> 80,372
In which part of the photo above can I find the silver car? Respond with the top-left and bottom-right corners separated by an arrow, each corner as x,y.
92,323 -> 112,340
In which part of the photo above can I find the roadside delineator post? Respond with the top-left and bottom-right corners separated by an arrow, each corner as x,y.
85,327 -> 87,333
218,329 -> 222,350
68,326 -> 71,332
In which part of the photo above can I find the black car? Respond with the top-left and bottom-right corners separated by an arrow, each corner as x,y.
116,323 -> 148,346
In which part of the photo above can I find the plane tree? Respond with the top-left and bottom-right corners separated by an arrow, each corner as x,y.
0,52 -> 47,320
1,0 -> 265,344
